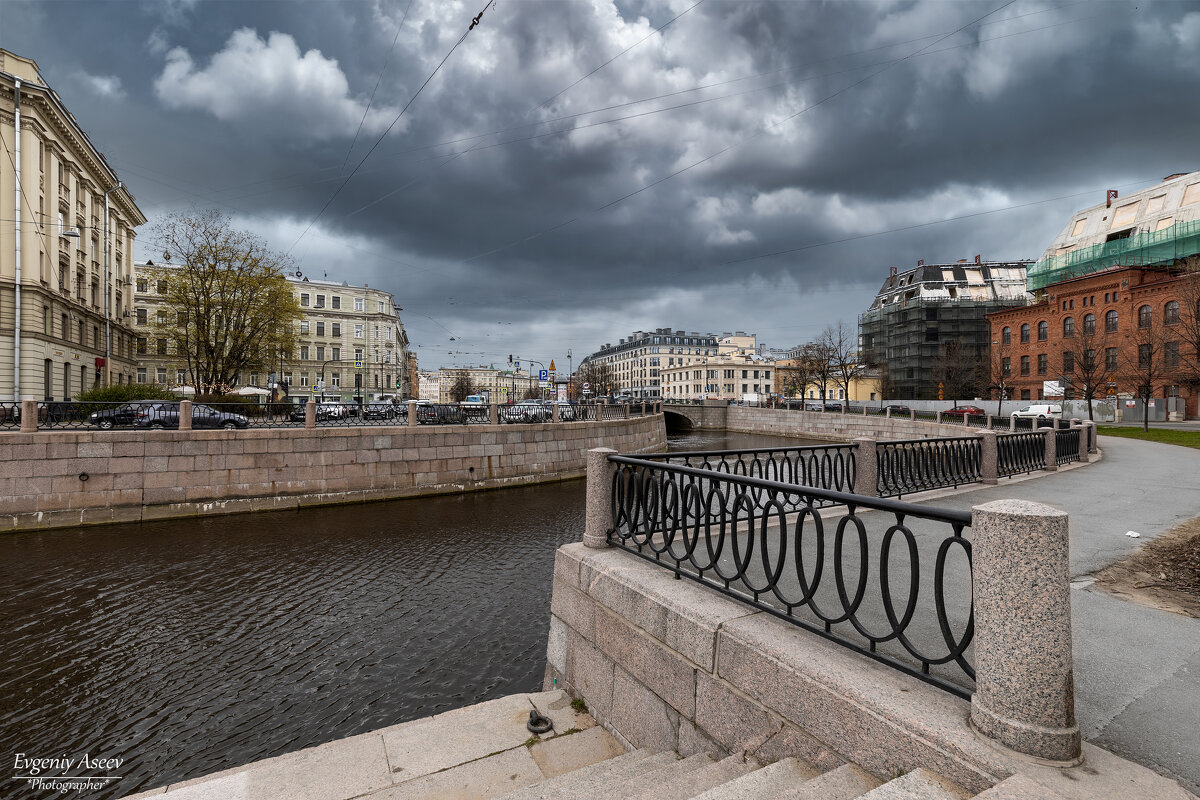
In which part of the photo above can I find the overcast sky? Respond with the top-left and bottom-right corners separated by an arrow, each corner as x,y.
7,0 -> 1200,371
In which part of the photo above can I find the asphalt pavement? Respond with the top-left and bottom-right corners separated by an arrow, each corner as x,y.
917,435 -> 1200,794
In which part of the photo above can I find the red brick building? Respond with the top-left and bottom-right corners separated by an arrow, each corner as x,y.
988,266 -> 1199,418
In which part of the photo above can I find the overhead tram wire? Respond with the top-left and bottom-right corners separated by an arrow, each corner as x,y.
457,0 -> 1019,265
286,0 -> 498,256
342,0 -> 416,172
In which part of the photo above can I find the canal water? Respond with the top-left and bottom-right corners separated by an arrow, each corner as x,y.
0,430 -> 816,798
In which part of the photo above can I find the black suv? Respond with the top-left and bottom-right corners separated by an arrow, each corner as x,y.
134,402 -> 250,430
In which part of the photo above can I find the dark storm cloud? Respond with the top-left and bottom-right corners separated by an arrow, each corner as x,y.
6,0 -> 1200,368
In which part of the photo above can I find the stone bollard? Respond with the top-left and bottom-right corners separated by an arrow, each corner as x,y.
552,402 -> 561,423
986,414 -> 994,429
1009,414 -> 1017,432
20,399 -> 38,432
909,408 -> 916,422
624,404 -> 630,419
885,406 -> 892,419
978,429 -> 998,484
1083,420 -> 1097,454
851,437 -> 879,497
584,447 -> 617,549
641,401 -> 646,416
936,410 -> 943,424
970,500 -> 1081,764
179,399 -> 194,431
490,403 -> 499,425
862,404 -> 867,416
305,399 -> 317,429
407,400 -> 417,428
1043,427 -> 1057,470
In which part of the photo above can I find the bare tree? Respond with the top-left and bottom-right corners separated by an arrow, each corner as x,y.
1121,305 -> 1171,432
577,361 -> 616,397
932,340 -> 984,404
448,371 -> 474,403
821,322 -> 866,403
1174,259 -> 1200,397
1059,313 -> 1108,420
985,345 -> 1015,416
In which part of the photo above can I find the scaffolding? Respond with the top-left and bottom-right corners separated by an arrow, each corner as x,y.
1028,219 -> 1200,291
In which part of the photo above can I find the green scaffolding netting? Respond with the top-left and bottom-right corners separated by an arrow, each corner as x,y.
1027,218 -> 1200,291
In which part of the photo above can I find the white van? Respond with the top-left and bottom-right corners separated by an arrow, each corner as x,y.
1011,403 -> 1063,421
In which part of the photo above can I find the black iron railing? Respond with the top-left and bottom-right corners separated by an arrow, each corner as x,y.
1055,429 -> 1081,465
635,444 -> 858,503
876,437 -> 982,498
997,431 -> 1045,477
607,454 -> 975,697
0,402 -> 23,429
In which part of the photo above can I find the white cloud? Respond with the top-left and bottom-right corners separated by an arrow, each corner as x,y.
76,71 -> 125,99
153,28 -> 399,140
694,196 -> 755,245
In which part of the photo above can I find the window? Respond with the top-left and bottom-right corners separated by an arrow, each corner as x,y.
1106,348 -> 1118,371
1083,314 -> 1095,335
300,346 -> 310,360
1037,354 -> 1048,375
331,296 -> 341,310
1021,389 -> 1031,400
355,348 -> 363,362
156,338 -> 167,355
354,297 -> 364,312
177,370 -> 186,385
332,347 -> 340,361
300,321 -> 309,334
300,293 -> 310,307
1084,349 -> 1096,370
1063,317 -> 1074,338
1063,351 -> 1074,373
1037,320 -> 1048,341
331,372 -> 340,387
316,322 -> 325,337
316,346 -> 325,361
331,323 -> 341,337
136,308 -> 147,325
1105,310 -> 1118,333
1138,344 -> 1151,369
1138,305 -> 1152,328
1001,357 -> 1011,376
157,367 -> 167,384
1020,323 -> 1030,343
1165,341 -> 1179,368
135,337 -> 147,354
378,300 -> 384,313
1165,300 -> 1180,325
43,307 -> 50,334
137,368 -> 147,384
315,295 -> 326,308
156,310 -> 167,325
354,323 -> 364,338
1001,326 -> 1011,345
741,370 -> 747,379
300,374 -> 309,388
1020,356 -> 1030,375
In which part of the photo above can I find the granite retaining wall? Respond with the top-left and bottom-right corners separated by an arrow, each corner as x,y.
0,415 -> 665,533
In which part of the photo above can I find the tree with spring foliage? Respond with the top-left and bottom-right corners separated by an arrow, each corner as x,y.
148,211 -> 301,392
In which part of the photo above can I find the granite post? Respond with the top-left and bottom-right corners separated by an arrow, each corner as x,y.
407,400 -> 417,428
885,407 -> 892,419
936,410 -> 943,424
910,408 -> 916,422
490,403 -> 499,425
970,500 -> 1081,763
20,399 -> 37,432
1009,415 -> 1017,432
306,400 -> 317,429
624,404 -> 630,419
1083,421 -> 1097,453
584,447 -> 617,549
851,437 -> 878,497
1043,427 -> 1057,471
978,429 -> 998,484
552,402 -> 561,423
179,400 -> 194,431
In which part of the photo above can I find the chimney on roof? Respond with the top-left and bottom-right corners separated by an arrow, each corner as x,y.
974,254 -> 982,265
957,259 -> 967,263
916,259 -> 924,267
1106,189 -> 1118,208
889,266 -> 898,278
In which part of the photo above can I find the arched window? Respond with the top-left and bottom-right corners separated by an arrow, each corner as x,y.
1082,313 -> 1095,335
1105,309 -> 1118,333
1001,326 -> 1011,345
1037,320 -> 1048,341
1020,323 -> 1030,343
1165,300 -> 1180,325
1138,304 -> 1152,328
1063,317 -> 1075,337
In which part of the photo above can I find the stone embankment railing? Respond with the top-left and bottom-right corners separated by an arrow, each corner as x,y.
545,446 -> 1085,794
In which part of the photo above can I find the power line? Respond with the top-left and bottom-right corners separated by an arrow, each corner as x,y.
342,0 -> 416,171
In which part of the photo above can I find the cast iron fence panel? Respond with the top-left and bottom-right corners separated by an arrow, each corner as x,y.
876,436 -> 982,498
1011,416 -> 1034,431
965,414 -> 989,429
635,444 -> 858,503
912,410 -> 939,423
204,402 -> 308,428
997,431 -> 1045,477
36,401 -> 109,429
0,402 -> 20,429
607,454 -> 975,697
1055,429 -> 1081,465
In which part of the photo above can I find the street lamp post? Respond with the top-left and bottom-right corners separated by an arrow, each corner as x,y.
318,358 -> 338,401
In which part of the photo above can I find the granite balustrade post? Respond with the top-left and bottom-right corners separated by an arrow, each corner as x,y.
552,402 -> 561,423
1043,427 -> 1057,470
909,408 -> 916,422
624,404 -> 630,419
986,414 -> 994,429
851,437 -> 878,497
407,400 -> 417,428
978,429 -> 998,484
306,400 -> 317,429
20,399 -> 37,432
970,500 -> 1081,764
584,447 -> 618,549
1083,420 -> 1097,453
862,404 -> 867,416
179,400 -> 193,431
1010,415 -> 1017,432
885,407 -> 892,419
490,403 -> 499,425
936,410 -> 943,424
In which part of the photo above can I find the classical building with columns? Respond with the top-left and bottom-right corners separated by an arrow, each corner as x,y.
1,49 -> 146,400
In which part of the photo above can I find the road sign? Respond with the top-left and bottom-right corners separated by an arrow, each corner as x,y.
583,382 -> 590,390
539,369 -> 548,381
311,386 -> 319,394
355,360 -> 363,369
549,360 -> 556,371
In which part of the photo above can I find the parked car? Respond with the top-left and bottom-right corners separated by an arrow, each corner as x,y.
503,400 -> 551,423
1011,403 -> 1063,422
823,402 -> 844,412
942,405 -> 987,417
362,402 -> 399,420
883,404 -> 911,415
553,401 -> 577,422
418,402 -> 464,424
134,402 -> 249,429
88,402 -> 145,429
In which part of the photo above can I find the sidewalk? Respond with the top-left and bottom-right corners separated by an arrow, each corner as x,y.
922,435 -> 1200,794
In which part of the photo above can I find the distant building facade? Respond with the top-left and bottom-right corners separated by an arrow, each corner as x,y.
437,365 -> 537,403
858,259 -> 1030,399
660,352 -> 772,402
2,50 -> 147,399
580,328 -> 751,398
133,263 -> 411,403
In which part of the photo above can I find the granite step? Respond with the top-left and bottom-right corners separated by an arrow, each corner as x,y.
691,757 -> 820,800
972,774 -> 1067,799
627,754 -> 755,800
768,763 -> 883,800
856,768 -> 970,800
495,750 -> 676,800
603,752 -> 710,799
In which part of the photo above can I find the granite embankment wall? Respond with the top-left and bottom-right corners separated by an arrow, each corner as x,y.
0,415 -> 665,532
725,406 -> 981,440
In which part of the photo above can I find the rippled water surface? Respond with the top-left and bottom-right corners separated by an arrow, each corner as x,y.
0,429 -> 810,798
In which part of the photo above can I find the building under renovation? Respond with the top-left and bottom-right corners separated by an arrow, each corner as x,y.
858,258 -> 1031,399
